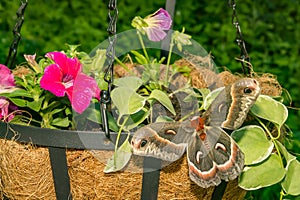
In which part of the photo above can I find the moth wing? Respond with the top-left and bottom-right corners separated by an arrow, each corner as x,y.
186,126 -> 244,188
207,126 -> 244,181
204,88 -> 230,127
131,122 -> 187,162
205,78 -> 260,130
186,129 -> 221,188
220,78 -> 261,130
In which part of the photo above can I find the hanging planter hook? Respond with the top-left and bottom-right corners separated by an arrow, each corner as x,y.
100,0 -> 118,139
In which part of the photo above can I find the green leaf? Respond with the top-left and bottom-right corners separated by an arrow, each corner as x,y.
106,112 -> 120,132
203,87 -> 223,110
65,107 -> 72,116
114,76 -> 143,91
51,117 -> 70,127
8,98 -> 27,107
27,96 -> 45,112
281,159 -> 300,196
51,107 -> 67,115
90,49 -> 106,71
123,109 -> 150,131
111,87 -> 146,116
197,88 -> 211,100
9,115 -> 32,125
239,154 -> 286,190
104,136 -> 132,173
0,89 -> 32,98
130,50 -> 148,64
158,56 -> 166,64
148,89 -> 176,115
82,106 -> 102,123
73,103 -> 119,132
232,125 -> 274,165
155,115 -> 174,122
251,95 -> 288,127
275,140 -> 296,165
185,88 -> 210,104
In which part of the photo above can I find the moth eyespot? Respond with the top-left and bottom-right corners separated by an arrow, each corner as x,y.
165,129 -> 176,135
243,87 -> 253,94
196,151 -> 204,164
215,143 -> 227,152
140,139 -> 148,148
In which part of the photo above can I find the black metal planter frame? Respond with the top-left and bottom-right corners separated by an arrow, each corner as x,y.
0,121 -> 228,200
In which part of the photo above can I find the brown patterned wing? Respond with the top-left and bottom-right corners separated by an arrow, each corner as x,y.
187,117 -> 244,188
205,78 -> 260,130
130,122 -> 194,162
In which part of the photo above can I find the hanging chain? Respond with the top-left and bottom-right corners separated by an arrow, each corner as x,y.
229,0 -> 253,77
105,0 -> 118,91
5,0 -> 28,68
100,0 -> 118,138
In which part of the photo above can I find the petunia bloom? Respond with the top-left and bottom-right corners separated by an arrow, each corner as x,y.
40,52 -> 100,114
132,8 -> 172,41
0,97 -> 18,122
0,64 -> 18,122
0,64 -> 16,88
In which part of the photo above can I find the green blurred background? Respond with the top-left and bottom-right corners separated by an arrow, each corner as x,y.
0,1 -> 299,199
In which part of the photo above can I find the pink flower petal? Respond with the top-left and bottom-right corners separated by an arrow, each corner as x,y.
0,97 -> 9,119
46,52 -> 68,67
0,97 -> 17,122
0,64 -> 15,87
149,8 -> 172,30
46,52 -> 81,78
94,87 -> 101,101
68,73 -> 99,114
66,57 -> 82,78
144,27 -> 167,41
142,8 -> 172,41
40,64 -> 66,97
42,51 -> 99,113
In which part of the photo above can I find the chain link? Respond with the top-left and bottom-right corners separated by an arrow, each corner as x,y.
5,0 -> 28,68
229,0 -> 253,77
105,0 -> 118,91
100,0 -> 118,138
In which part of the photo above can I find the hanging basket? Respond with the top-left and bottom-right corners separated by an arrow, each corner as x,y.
0,60 -> 283,199
0,138 -> 246,200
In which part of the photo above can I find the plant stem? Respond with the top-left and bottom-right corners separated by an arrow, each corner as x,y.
114,56 -> 135,76
254,114 -> 284,168
165,37 -> 174,85
279,189 -> 285,200
137,31 -> 150,63
273,125 -> 282,140
114,116 -> 129,167
114,56 -> 130,71
253,115 -> 289,200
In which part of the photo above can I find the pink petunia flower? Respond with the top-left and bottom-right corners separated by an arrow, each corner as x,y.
0,64 -> 18,122
132,8 -> 172,41
0,97 -> 18,122
40,52 -> 100,114
0,64 -> 16,88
